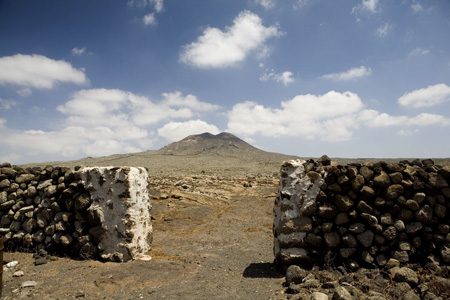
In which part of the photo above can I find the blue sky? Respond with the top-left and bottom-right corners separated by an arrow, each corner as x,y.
1,0 -> 450,164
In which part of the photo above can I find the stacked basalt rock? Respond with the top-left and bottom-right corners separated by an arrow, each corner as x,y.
273,156 -> 450,268
0,163 -> 99,258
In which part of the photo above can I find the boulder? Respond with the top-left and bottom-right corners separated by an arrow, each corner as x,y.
385,184 -> 404,200
15,174 -> 36,184
324,232 -> 340,248
428,173 -> 448,188
351,175 -> 365,191
286,265 -> 307,285
360,185 -> 376,200
357,230 -> 374,248
335,194 -> 354,211
383,226 -> 397,240
389,267 -> 418,286
416,205 -> 433,223
360,166 -> 374,181
333,286 -> 353,300
357,200 -> 373,214
374,172 -> 390,187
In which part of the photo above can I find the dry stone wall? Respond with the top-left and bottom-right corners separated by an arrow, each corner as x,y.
0,163 -> 152,262
274,157 -> 450,268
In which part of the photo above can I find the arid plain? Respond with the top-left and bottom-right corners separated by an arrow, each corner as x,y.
3,133 -> 450,299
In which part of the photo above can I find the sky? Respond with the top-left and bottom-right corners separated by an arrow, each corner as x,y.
0,0 -> 450,164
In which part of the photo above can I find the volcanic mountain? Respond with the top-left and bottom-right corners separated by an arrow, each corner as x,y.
22,132 -> 299,176
160,132 -> 263,155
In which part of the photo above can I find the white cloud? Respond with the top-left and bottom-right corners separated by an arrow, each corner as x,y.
0,98 -> 18,110
409,47 -> 430,57
72,47 -> 86,56
161,91 -> 220,111
358,110 -> 408,127
0,54 -> 87,89
293,0 -> 310,10
243,136 -> 256,145
322,66 -> 372,81
358,110 -> 450,128
352,0 -> 379,20
153,0 -> 163,12
277,71 -> 295,85
158,120 -> 220,142
359,110 -> 450,127
0,88 -> 221,162
255,0 -> 276,9
128,0 -> 163,12
227,91 -> 364,141
411,1 -> 423,13
180,10 -> 282,68
398,83 -> 450,108
260,69 -> 295,85
58,88 -> 216,128
362,0 -> 379,12
16,87 -> 31,97
2,125 -> 144,159
228,91 -> 450,142
376,23 -> 393,37
407,113 -> 450,126
143,13 -> 157,26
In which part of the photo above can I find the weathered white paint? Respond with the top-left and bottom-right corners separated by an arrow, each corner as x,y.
81,167 -> 152,262
273,159 -> 324,264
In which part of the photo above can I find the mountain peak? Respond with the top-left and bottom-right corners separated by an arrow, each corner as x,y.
159,132 -> 257,155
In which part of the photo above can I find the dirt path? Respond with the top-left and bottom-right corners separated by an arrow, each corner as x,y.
2,176 -> 287,299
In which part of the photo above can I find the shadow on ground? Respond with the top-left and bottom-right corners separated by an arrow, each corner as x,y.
243,262 -> 284,279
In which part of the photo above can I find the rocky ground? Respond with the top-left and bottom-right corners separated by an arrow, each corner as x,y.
2,172 -> 450,299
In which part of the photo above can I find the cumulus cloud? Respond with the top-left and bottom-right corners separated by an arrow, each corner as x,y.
254,0 -> 276,9
72,47 -> 86,56
1,125 -> 144,159
180,10 -> 282,68
358,110 -> 408,127
398,84 -> 450,108
376,23 -> 393,37
260,69 -> 295,85
161,91 -> 220,111
158,120 -> 220,142
143,13 -> 157,26
0,54 -> 87,89
227,90 -> 450,142
359,110 -> 450,127
1,88 -> 221,162
58,89 -> 217,128
0,98 -> 18,110
227,91 -> 364,141
322,66 -> 372,81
